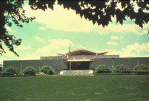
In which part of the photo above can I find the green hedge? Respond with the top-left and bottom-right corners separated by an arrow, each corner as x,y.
132,64 -> 149,75
131,70 -> 149,75
23,66 -> 36,75
114,65 -> 131,73
41,65 -> 55,75
3,67 -> 19,75
95,65 -> 112,74
0,67 -> 2,71
134,64 -> 149,70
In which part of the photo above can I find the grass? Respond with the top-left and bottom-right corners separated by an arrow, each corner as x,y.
0,75 -> 149,101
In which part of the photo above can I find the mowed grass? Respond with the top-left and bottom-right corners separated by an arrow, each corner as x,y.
0,75 -> 149,101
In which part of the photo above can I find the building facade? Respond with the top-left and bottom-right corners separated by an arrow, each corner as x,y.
3,49 -> 149,72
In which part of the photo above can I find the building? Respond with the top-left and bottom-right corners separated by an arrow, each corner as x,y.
3,49 -> 149,72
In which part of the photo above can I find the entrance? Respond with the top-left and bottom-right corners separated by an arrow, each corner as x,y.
67,61 -> 90,70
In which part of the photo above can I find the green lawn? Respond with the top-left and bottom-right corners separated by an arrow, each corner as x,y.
0,75 -> 149,101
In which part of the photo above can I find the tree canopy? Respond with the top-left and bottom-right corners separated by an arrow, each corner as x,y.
0,0 -> 149,56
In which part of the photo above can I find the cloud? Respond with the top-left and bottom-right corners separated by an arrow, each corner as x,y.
18,45 -> 32,50
39,27 -> 46,30
120,36 -> 124,38
36,39 -> 74,55
5,26 -> 16,32
0,57 -> 7,63
107,42 -> 149,57
48,39 -> 74,47
122,42 -> 149,53
111,36 -> 124,40
143,55 -> 149,57
35,36 -> 45,43
23,1 -> 149,35
107,41 -> 118,45
77,45 -> 86,49
111,36 -> 119,39
20,53 -> 40,60
1,51 -> 15,58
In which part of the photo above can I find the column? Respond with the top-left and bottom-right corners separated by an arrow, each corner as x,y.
70,62 -> 71,70
112,58 -> 114,71
20,61 -> 22,72
137,59 -> 139,66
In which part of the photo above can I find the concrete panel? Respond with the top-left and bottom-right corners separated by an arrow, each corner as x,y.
20,60 -> 44,71
3,59 -> 67,72
90,57 -> 149,70
43,59 -> 67,71
90,58 -> 113,70
3,57 -> 149,72
3,60 -> 20,70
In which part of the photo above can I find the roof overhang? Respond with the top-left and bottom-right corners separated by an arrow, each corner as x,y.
67,59 -> 94,62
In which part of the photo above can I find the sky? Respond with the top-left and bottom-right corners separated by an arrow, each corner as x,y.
0,0 -> 149,64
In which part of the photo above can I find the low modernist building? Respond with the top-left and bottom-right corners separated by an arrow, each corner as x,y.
3,49 -> 149,72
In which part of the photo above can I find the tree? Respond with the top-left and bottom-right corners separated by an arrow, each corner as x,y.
23,66 -> 36,75
0,0 -> 35,56
3,67 -> 19,75
134,64 -> 149,70
95,65 -> 112,73
41,65 -> 55,75
114,64 -> 131,73
0,0 -> 149,56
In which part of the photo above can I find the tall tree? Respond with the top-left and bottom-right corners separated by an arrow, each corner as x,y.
0,0 -> 149,56
0,0 -> 35,56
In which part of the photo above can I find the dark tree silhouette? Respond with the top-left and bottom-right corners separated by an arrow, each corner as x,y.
0,0 -> 149,56
0,0 -> 35,56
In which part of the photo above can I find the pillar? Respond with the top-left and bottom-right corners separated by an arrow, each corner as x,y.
20,61 -> 22,72
70,62 -> 71,70
137,59 -> 139,66
112,58 -> 114,71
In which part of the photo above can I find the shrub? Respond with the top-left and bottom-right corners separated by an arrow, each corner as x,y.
41,65 -> 55,75
0,67 -> 2,71
23,66 -> 36,75
3,67 -> 19,75
134,64 -> 149,70
95,65 -> 112,74
133,64 -> 149,75
114,65 -> 131,73
132,70 -> 149,75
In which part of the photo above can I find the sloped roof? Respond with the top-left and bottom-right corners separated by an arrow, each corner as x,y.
66,49 -> 96,56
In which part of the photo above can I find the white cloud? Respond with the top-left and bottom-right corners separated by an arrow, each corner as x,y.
35,36 -> 45,43
18,45 -> 32,50
122,42 -> 149,53
48,39 -> 74,47
104,24 -> 138,34
3,51 -> 15,57
20,53 -> 40,60
107,42 -> 149,57
77,45 -> 86,49
143,55 -> 149,57
36,39 -> 74,56
39,27 -> 46,30
5,26 -> 16,32
23,1 -> 149,35
121,36 -> 124,38
111,36 -> 119,39
0,57 -> 7,64
111,36 -> 124,40
107,41 -> 118,45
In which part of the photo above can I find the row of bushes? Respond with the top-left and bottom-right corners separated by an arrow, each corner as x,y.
95,64 -> 149,74
0,65 -> 55,76
1,64 -> 148,76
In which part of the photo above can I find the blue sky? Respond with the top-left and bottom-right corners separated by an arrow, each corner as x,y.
0,0 -> 149,63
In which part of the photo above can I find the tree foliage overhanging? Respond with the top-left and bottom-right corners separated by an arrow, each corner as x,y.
0,0 -> 149,56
